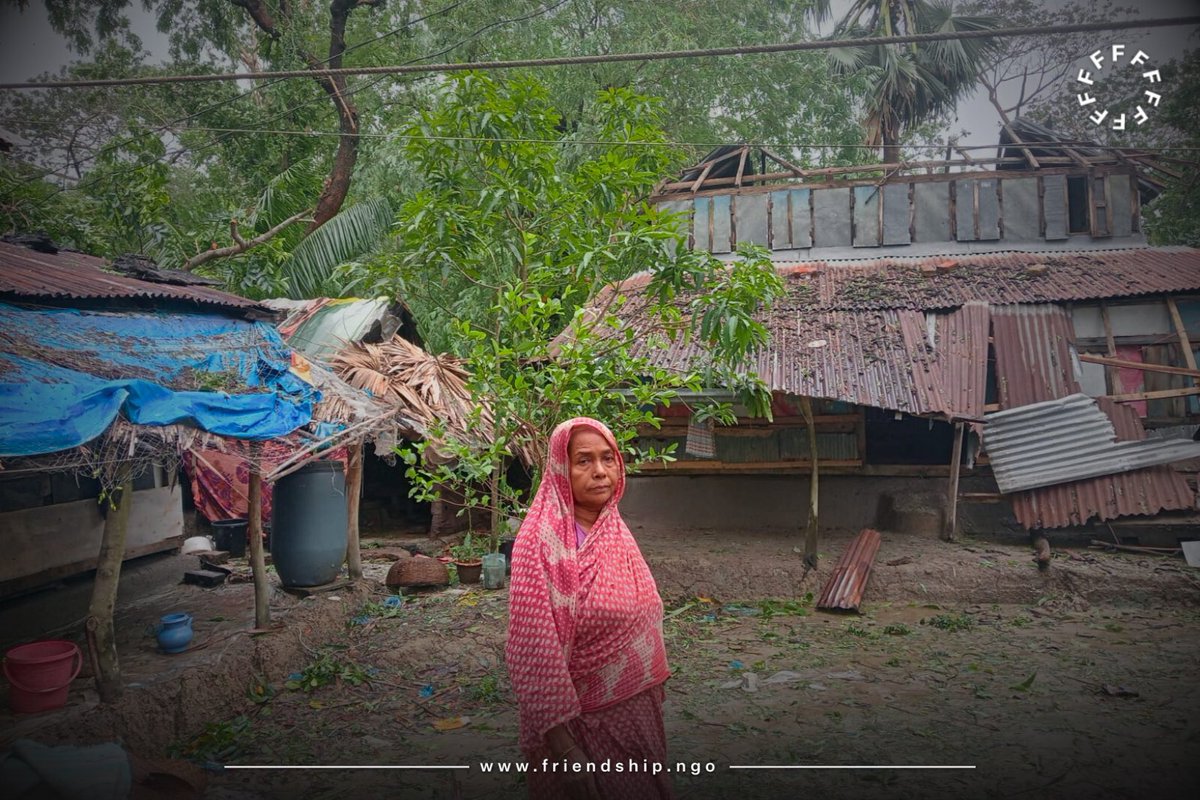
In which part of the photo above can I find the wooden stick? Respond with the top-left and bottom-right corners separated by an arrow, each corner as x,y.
1167,299 -> 1198,372
1101,303 -> 1118,394
248,471 -> 270,629
86,479 -> 132,703
800,397 -> 819,569
944,422 -> 965,542
346,442 -> 364,581
1078,353 -> 1200,378
1107,386 -> 1200,402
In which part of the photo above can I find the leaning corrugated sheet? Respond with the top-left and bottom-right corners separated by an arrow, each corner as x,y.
989,305 -> 1195,529
932,301 -> 990,419
0,241 -> 268,316
984,394 -> 1200,493
816,528 -> 882,611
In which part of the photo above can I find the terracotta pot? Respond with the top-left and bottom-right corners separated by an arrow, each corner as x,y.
455,560 -> 483,584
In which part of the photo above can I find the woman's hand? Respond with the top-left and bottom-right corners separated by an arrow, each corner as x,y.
559,745 -> 601,800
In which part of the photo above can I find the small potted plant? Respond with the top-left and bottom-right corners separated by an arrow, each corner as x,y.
449,532 -> 489,584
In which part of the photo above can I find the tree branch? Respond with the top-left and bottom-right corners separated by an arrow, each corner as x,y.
183,208 -> 311,271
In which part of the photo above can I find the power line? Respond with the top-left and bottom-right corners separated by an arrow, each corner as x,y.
2,16 -> 1197,90
11,124 -> 1193,153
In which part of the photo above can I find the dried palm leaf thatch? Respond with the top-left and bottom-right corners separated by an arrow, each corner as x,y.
332,336 -> 535,465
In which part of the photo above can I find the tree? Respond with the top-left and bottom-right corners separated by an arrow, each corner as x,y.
385,74 -> 784,543
827,0 -> 1000,163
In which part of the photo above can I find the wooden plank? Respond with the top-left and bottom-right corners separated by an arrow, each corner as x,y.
1167,298 -> 1199,371
0,538 -> 181,600
1091,174 -> 1111,237
1107,386 -> 1200,402
944,422 -> 965,542
1101,303 -> 1118,394
1078,353 -> 1200,378
800,397 -> 819,568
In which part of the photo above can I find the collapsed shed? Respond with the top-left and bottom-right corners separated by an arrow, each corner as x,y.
0,239 -> 404,699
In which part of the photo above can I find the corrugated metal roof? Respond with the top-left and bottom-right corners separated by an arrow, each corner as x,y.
984,394 -> 1200,493
816,528 -> 882,612
611,302 -> 951,416
988,305 -> 1195,528
774,248 -> 1200,310
932,302 -> 990,419
0,241 -> 269,316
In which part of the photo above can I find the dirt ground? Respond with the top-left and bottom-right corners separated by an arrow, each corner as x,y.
162,527 -> 1199,800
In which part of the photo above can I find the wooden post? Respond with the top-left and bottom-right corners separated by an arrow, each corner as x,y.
944,422 -> 965,541
86,479 -> 132,703
247,470 -> 270,629
1167,298 -> 1198,371
1100,303 -> 1118,393
346,442 -> 364,581
800,397 -> 819,569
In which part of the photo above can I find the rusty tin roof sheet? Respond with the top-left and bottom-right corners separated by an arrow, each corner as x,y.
772,248 -> 1200,310
984,394 -> 1200,493
0,242 -> 269,316
988,304 -> 1195,528
817,528 -> 882,612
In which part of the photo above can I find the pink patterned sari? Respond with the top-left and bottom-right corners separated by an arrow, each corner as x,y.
505,418 -> 674,799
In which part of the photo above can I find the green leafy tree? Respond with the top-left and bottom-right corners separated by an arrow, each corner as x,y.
386,74 -> 783,544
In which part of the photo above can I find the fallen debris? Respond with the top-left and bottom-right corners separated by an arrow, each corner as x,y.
817,528 -> 882,612
1089,540 -> 1182,557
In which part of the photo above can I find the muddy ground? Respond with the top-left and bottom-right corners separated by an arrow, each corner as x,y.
171,528 -> 1198,800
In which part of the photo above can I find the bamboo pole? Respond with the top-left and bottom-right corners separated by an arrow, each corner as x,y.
346,442 -> 364,580
248,471 -> 270,629
86,478 -> 133,703
800,397 -> 819,569
944,422 -> 965,542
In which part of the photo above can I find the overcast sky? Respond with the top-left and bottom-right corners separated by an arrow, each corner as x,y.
1,0 -> 1197,148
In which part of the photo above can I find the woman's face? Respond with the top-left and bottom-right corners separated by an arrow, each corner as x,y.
568,428 -> 621,513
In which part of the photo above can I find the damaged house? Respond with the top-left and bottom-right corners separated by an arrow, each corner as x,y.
609,128 -> 1200,543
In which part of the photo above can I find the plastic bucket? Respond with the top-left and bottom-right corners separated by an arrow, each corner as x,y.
211,519 -> 248,557
3,640 -> 83,714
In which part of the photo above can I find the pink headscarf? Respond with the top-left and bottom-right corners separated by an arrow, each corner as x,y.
505,417 -> 669,753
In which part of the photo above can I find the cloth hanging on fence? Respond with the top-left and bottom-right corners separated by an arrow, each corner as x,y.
685,415 -> 716,458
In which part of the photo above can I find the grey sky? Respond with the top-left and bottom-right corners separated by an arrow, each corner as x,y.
0,0 -> 1197,149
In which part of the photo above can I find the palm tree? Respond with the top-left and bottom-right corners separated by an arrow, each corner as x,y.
823,0 -> 1000,163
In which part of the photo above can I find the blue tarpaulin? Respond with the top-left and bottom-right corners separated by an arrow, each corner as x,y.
0,303 -> 316,457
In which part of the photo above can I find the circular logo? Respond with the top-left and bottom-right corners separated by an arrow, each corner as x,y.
1075,45 -> 1164,131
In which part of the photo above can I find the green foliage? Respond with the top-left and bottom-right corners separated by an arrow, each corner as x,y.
168,715 -> 251,762
882,622 -> 912,635
470,673 -> 503,704
388,74 -> 785,541
285,650 -> 371,693
922,612 -> 975,631
449,531 -> 492,562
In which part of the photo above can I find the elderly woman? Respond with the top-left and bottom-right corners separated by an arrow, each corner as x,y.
505,417 -> 674,800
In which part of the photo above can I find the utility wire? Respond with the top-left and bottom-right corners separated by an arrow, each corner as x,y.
9,124 -> 1193,153
2,16 -> 1197,90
